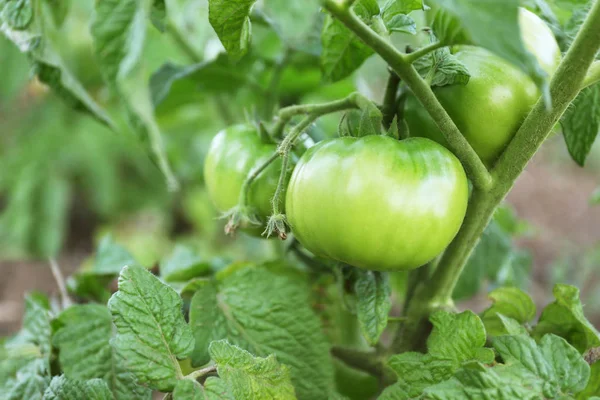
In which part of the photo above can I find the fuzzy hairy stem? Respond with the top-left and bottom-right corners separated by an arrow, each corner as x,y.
322,0 -> 493,190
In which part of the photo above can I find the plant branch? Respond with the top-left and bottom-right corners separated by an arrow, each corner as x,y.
582,60 -> 600,90
404,41 -> 445,64
185,365 -> 217,381
322,1 -> 493,190
49,258 -> 72,309
382,72 -> 401,130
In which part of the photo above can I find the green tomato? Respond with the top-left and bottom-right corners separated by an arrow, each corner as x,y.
204,124 -> 284,233
286,136 -> 468,271
405,8 -> 561,167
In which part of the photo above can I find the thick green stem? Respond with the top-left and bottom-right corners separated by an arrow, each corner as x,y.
322,1 -> 492,190
392,0 -> 600,353
185,365 -> 217,381
582,60 -> 600,90
331,346 -> 393,383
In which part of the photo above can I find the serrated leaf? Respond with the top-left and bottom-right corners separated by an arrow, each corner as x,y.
321,0 -> 379,82
209,341 -> 296,399
93,235 -> 138,275
189,264 -> 334,400
561,84 -> 600,166
355,271 -> 391,345
22,295 -> 52,362
424,363 -> 543,399
428,311 -> 495,364
3,359 -> 50,400
430,0 -> 545,87
387,353 -> 455,397
532,284 -> 600,353
481,287 -> 535,337
3,0 -> 33,30
160,245 -> 212,282
376,382 -> 410,400
53,304 -> 151,400
43,376 -> 114,400
494,334 -> 590,395
204,377 -> 234,399
108,265 -> 195,392
208,0 -> 256,61
414,44 -> 470,88
91,0 -> 178,190
495,314 -> 529,336
384,14 -> 416,34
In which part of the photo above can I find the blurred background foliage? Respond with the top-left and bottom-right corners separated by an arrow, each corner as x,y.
0,0 -> 599,336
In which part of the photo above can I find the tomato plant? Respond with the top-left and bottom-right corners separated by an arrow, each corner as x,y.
2,0 -> 600,399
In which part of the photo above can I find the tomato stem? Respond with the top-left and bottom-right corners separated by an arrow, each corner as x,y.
404,41 -> 445,64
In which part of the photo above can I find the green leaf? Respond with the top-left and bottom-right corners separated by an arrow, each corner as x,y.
108,265 -> 195,392
260,0 -> 321,47
22,295 -> 52,362
91,0 -> 178,190
3,359 -> 50,400
354,271 -> 391,345
173,379 -> 205,400
93,235 -> 138,275
387,353 -> 455,397
53,304 -> 151,400
495,314 -> 530,336
384,14 -> 416,34
532,284 -> 600,353
430,0 -> 545,86
3,0 -> 33,30
577,362 -> 600,399
494,334 -> 590,395
66,272 -> 112,303
381,0 -> 425,17
321,0 -> 380,82
208,0 -> 256,61
481,287 -> 536,337
424,363 -> 543,399
189,264 -> 334,399
30,61 -> 115,130
376,382 -> 410,400
413,44 -> 470,87
428,311 -> 495,364
381,0 -> 424,34
561,83 -> 600,166
43,376 -> 114,400
150,54 -> 255,107
160,245 -> 212,282
209,340 -> 296,399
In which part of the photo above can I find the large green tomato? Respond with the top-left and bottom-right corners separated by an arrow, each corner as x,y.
286,136 -> 468,271
405,8 -> 561,166
204,124 -> 285,233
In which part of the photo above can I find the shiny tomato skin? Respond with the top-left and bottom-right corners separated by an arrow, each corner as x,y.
204,124 -> 283,230
405,8 -> 561,167
285,136 -> 469,271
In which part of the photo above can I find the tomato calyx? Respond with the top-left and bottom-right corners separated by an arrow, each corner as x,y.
221,205 -> 261,236
264,214 -> 289,240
